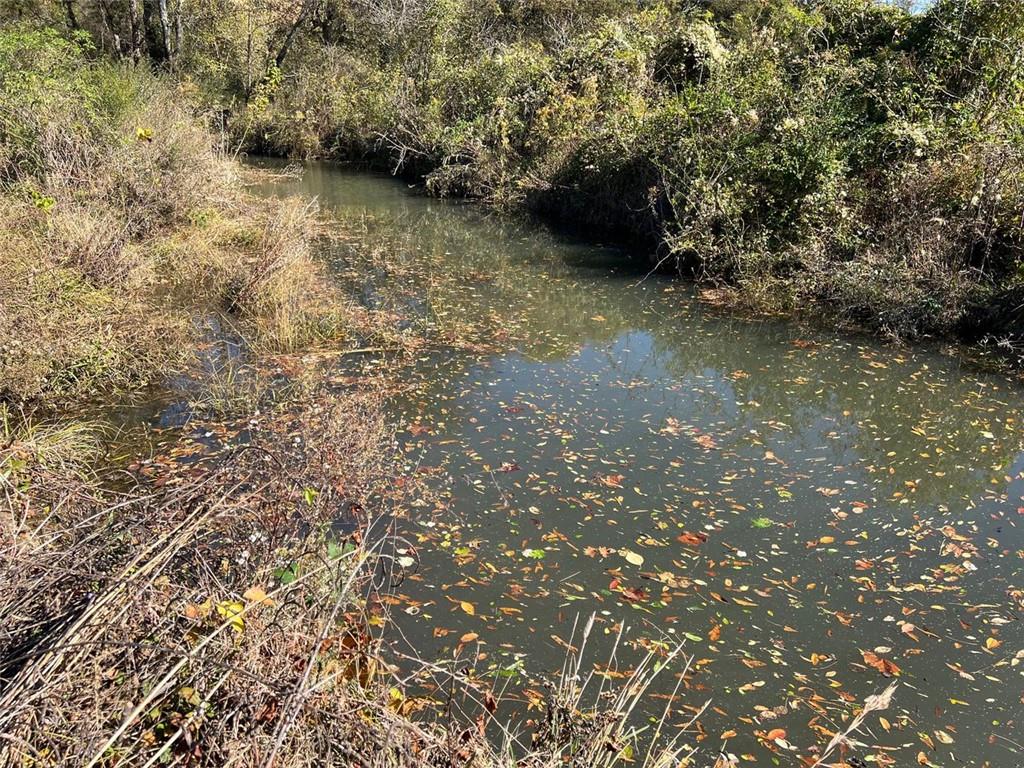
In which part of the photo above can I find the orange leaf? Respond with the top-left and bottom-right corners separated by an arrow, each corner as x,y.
243,586 -> 275,607
677,531 -> 708,547
862,650 -> 901,677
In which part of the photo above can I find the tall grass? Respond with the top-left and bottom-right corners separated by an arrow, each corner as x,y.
0,26 -> 356,405
1,405 -> 101,491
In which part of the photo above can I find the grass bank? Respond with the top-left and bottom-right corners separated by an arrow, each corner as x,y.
0,27 -> 360,407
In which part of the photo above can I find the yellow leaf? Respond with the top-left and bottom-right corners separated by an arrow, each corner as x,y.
985,637 -> 1001,650
460,601 -> 475,616
179,686 -> 201,706
216,600 -> 245,633
622,550 -> 644,566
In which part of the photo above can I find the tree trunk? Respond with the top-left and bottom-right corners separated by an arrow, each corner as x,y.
174,0 -> 183,62
275,0 -> 318,68
127,0 -> 144,62
62,0 -> 79,29
98,0 -> 123,58
158,0 -> 174,65
141,0 -> 171,64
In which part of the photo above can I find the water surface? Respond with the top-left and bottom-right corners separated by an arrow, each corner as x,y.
261,161 -> 1024,767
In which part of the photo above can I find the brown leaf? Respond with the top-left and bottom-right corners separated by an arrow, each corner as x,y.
862,651 -> 901,677
598,473 -> 625,488
677,531 -> 708,547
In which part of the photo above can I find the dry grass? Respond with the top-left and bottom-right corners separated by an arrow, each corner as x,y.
0,200 -> 189,403
0,163 -> 360,407
0,37 -> 366,407
219,195 -> 355,355
0,370 -> 705,768
0,385 -> 397,766
0,406 -> 102,489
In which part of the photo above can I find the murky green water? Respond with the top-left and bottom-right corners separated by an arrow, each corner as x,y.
259,161 -> 1024,767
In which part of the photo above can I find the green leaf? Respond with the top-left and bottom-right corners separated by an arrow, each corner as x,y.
275,564 -> 299,584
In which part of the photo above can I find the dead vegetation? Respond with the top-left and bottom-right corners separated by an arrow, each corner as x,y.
0,382 -> 700,768
0,385 -> 395,765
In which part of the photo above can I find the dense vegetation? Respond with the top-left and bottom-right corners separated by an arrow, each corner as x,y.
11,0 -> 1019,346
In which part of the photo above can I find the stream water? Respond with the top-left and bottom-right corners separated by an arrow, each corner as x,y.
254,162 -> 1023,767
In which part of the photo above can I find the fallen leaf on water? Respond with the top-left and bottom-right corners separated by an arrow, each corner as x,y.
621,550 -> 644,566
620,586 -> 646,602
862,650 -> 901,677
677,531 -> 708,547
598,473 -> 624,488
